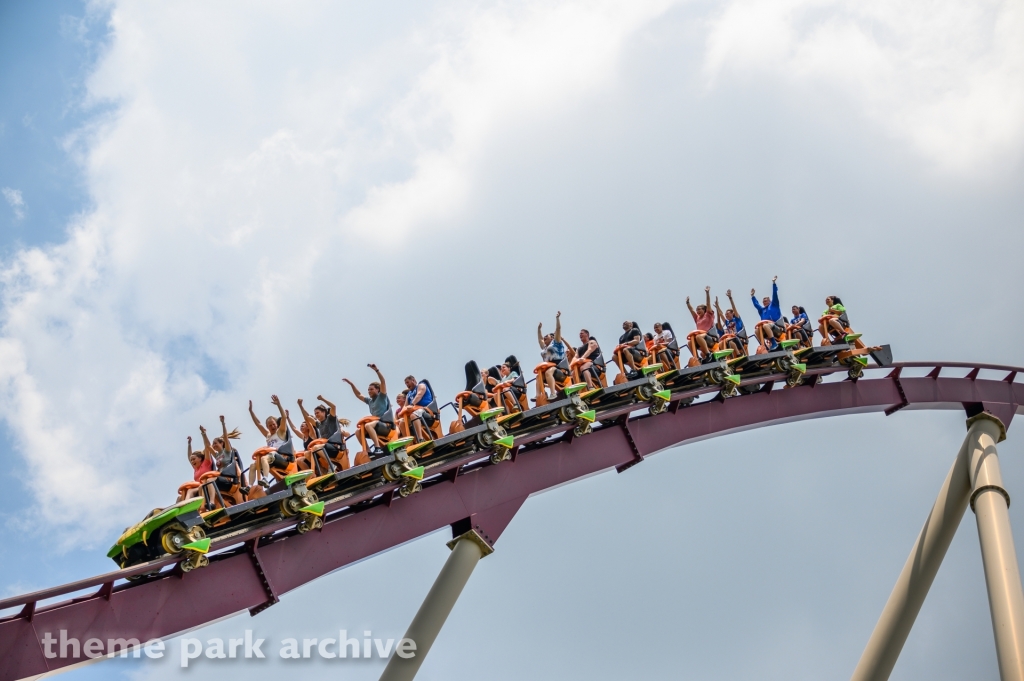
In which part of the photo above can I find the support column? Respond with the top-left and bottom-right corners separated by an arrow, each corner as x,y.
379,530 -> 492,681
966,413 -> 1024,681
851,430 -> 974,681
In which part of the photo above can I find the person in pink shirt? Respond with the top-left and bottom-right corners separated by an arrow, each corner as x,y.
685,286 -> 720,363
183,430 -> 214,499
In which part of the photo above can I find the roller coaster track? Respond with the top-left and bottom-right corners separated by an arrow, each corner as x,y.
1,360 -> 1020,680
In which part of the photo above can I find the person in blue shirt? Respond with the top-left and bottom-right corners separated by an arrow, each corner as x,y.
536,311 -> 567,401
751,276 -> 783,351
403,375 -> 436,442
714,290 -> 747,358
787,305 -> 812,347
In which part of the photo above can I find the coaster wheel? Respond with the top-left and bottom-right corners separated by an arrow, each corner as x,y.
848,364 -> 864,380
708,368 -> 726,385
160,523 -> 190,555
573,422 -> 592,438
649,398 -> 668,416
634,385 -> 653,402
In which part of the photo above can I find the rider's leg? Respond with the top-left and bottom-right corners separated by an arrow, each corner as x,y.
544,366 -> 558,396
581,362 -> 595,389
695,333 -> 709,356
364,421 -> 381,449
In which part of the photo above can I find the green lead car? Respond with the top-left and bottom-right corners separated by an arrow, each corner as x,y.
107,497 -> 209,573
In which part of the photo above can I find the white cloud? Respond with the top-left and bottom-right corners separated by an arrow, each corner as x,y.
1,187 -> 25,220
703,0 -> 1024,174
0,0 -> 677,545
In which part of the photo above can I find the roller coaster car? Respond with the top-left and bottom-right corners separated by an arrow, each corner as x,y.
107,498 -> 208,572
582,364 -> 671,416
308,435 -> 423,498
650,337 -> 681,372
534,357 -> 579,404
799,341 -> 893,380
488,360 -> 530,415
656,356 -> 738,402
198,468 -> 323,536
611,344 -> 652,385
399,379 -> 444,443
569,350 -> 610,389
354,409 -> 399,463
728,342 -> 808,390
715,331 -> 748,362
409,406 -> 515,466
450,362 -> 493,433
685,330 -> 737,368
500,382 -> 596,439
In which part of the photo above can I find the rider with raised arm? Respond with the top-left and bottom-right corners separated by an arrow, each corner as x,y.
573,328 -> 603,389
751,276 -> 783,351
343,363 -> 394,455
715,290 -> 747,358
211,415 -> 243,494
685,286 -> 718,363
183,432 -> 214,500
535,312 -> 567,401
247,395 -> 292,486
298,395 -> 349,442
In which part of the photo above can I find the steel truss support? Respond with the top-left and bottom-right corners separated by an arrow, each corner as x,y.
379,530 -> 493,681
852,412 -> 1024,681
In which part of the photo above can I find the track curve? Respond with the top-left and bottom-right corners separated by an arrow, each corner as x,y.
1,361 -> 1020,680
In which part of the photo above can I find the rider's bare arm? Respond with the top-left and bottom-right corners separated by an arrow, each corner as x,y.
248,400 -> 269,438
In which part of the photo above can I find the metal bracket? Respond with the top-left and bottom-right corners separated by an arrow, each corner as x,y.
615,417 -> 644,473
247,540 -> 279,616
885,367 -> 909,416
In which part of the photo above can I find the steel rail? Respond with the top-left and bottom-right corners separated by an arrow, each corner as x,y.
0,359 -> 1020,681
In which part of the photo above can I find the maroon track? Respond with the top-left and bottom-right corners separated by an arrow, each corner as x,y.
0,361 -> 1020,680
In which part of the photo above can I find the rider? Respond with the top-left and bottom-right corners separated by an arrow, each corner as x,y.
298,395 -> 348,441
574,329 -> 603,389
613,321 -> 644,378
210,416 -> 243,495
751,276 -> 783,351
184,432 -> 214,499
403,375 -> 436,442
491,358 -> 524,411
714,290 -> 747,358
685,286 -> 718,362
343,363 -> 394,454
819,296 -> 865,348
248,395 -> 292,486
788,305 -> 812,347
535,312 -> 567,401
650,322 -> 677,369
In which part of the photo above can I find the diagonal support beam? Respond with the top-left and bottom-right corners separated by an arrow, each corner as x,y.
850,425 -> 974,680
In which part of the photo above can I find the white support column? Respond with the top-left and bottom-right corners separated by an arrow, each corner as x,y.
851,430 -> 974,681
379,530 -> 492,681
966,413 -> 1024,681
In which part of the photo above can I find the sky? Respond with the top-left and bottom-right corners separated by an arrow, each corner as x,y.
0,0 -> 1022,679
